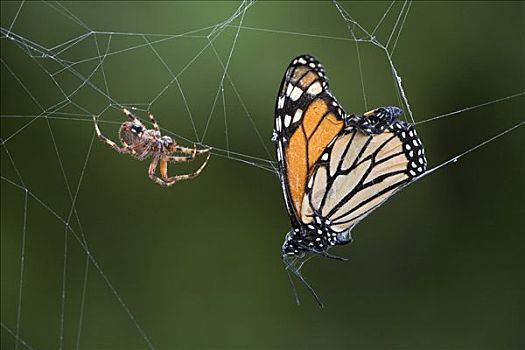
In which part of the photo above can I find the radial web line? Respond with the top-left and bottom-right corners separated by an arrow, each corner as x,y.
416,92 -> 525,125
207,40 -> 275,168
2,137 -> 29,350
6,0 -> 25,34
143,35 -> 199,141
385,0 -> 408,50
1,322 -> 35,350
1,175 -> 157,349
201,2 -> 248,141
371,0 -> 396,37
390,0 -> 412,55
417,120 -> 525,182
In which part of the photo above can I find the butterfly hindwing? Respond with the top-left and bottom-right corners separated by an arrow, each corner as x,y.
301,120 -> 427,238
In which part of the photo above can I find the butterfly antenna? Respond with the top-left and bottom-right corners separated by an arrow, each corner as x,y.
283,255 -> 323,308
283,255 -> 301,305
292,265 -> 323,308
286,268 -> 301,306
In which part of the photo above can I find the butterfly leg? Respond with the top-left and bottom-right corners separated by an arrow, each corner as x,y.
293,239 -> 349,262
318,251 -> 349,262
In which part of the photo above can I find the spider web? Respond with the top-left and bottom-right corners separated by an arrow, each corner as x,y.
1,1 -> 524,349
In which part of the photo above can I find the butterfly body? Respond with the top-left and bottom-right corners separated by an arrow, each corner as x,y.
274,55 -> 427,259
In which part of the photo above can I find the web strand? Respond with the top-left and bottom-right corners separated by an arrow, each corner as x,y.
1,322 -> 35,350
417,120 -> 525,182
416,92 -> 525,126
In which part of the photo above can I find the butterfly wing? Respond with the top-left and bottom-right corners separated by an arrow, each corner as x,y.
301,119 -> 427,241
274,55 -> 346,226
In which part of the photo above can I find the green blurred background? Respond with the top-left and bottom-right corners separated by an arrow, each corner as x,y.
1,1 -> 524,349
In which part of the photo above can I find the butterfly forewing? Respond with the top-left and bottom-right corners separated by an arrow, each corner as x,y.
274,55 -> 346,223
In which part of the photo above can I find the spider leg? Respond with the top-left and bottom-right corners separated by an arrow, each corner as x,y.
158,152 -> 211,187
93,115 -> 135,154
147,112 -> 160,131
148,156 -> 186,187
122,108 -> 140,123
165,154 -> 196,163
147,155 -> 169,187
175,144 -> 212,155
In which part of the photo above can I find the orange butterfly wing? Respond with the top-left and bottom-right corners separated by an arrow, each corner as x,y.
274,55 -> 346,225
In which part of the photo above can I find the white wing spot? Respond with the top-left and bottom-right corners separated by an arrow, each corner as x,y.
307,81 -> 323,96
278,96 -> 285,109
307,174 -> 314,188
284,114 -> 292,127
293,108 -> 303,123
290,86 -> 303,101
286,84 -> 293,97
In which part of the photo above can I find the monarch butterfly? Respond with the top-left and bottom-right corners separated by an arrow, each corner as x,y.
273,55 -> 427,305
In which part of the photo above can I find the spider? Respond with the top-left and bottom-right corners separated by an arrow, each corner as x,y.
93,108 -> 211,187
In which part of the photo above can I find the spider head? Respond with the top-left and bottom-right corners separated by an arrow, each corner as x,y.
131,124 -> 145,135
119,121 -> 145,145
